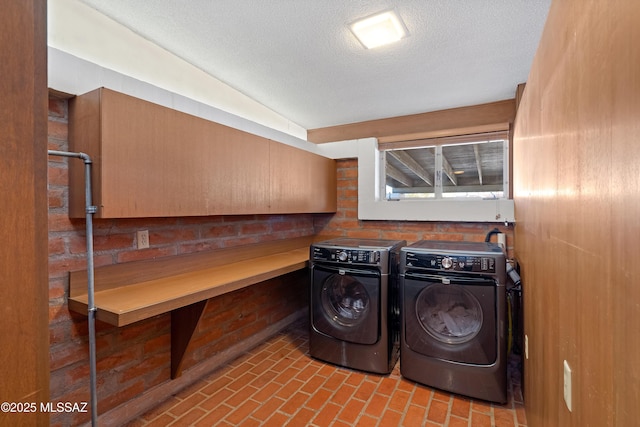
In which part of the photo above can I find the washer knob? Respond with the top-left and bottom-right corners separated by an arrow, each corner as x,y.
338,251 -> 348,261
441,256 -> 453,269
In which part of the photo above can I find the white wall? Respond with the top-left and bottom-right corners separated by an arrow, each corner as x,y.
47,0 -> 364,158
48,0 -> 307,144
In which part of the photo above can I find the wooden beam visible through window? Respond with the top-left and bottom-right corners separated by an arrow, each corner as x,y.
386,162 -> 413,187
473,144 -> 484,185
441,153 -> 458,186
387,150 -> 432,186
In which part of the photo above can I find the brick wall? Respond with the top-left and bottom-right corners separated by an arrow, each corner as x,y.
47,94 -> 514,425
47,95 -> 314,426
314,158 -> 515,255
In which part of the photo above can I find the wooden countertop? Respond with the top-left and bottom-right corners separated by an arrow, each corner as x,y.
68,247 -> 309,327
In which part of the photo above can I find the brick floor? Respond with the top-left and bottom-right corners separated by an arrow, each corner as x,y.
125,321 -> 526,426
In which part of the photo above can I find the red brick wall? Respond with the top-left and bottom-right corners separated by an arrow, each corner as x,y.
47,95 -> 514,425
47,95 -> 313,426
314,158 -> 515,255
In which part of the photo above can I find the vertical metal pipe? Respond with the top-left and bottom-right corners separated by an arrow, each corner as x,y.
83,158 -> 98,427
48,150 -> 98,426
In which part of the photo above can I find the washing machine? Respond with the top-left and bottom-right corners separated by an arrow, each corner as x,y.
309,238 -> 406,374
400,240 -> 508,403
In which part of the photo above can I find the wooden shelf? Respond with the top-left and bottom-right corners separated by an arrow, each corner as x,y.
68,247 -> 309,327
68,235 -> 326,378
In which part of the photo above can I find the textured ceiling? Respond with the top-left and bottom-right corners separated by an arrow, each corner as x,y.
78,0 -> 551,130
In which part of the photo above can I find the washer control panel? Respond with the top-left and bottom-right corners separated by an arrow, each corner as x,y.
404,252 -> 496,273
312,246 -> 380,265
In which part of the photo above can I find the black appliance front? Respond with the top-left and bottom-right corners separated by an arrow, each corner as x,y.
403,272 -> 498,365
311,264 -> 381,345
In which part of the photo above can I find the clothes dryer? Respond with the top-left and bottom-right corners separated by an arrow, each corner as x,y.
400,240 -> 508,403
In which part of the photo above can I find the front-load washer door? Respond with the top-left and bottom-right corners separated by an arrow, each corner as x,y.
403,272 -> 497,365
311,264 -> 381,345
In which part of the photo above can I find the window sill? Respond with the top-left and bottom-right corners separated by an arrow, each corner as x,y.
358,198 -> 515,223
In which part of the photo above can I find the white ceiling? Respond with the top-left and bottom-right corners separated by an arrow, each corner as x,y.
78,0 -> 551,130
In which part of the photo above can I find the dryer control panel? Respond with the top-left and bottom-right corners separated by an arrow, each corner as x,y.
404,252 -> 496,273
312,246 -> 380,265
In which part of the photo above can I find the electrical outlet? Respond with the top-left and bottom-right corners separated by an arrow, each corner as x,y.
525,334 -> 529,359
137,230 -> 149,249
563,360 -> 572,412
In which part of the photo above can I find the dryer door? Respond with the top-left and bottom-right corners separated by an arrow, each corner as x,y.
311,264 -> 381,345
403,272 -> 497,365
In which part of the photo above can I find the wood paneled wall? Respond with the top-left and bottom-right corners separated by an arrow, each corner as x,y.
0,1 -> 49,426
307,99 -> 515,143
513,1 -> 640,426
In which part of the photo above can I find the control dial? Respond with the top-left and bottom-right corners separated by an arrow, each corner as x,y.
441,256 -> 453,269
337,251 -> 348,262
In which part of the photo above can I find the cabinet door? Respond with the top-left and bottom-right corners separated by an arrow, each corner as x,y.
269,141 -> 337,213
70,88 -> 336,218
99,90 -> 270,217
70,88 -> 271,217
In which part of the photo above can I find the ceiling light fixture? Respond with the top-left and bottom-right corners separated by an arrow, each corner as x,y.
350,10 -> 408,49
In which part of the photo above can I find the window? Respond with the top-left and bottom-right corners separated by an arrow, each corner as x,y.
310,102 -> 518,223
383,139 -> 508,201
353,134 -> 515,223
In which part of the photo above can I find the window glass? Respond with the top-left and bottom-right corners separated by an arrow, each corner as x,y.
384,140 -> 506,201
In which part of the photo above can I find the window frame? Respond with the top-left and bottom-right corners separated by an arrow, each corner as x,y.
382,139 -> 509,201
357,137 -> 515,223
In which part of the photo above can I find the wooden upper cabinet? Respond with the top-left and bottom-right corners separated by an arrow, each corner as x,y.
69,88 -> 336,218
269,142 -> 337,213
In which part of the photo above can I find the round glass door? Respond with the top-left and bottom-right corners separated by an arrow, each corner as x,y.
321,274 -> 370,326
416,284 -> 483,344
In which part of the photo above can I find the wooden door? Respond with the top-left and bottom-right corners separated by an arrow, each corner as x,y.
0,1 -> 50,425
